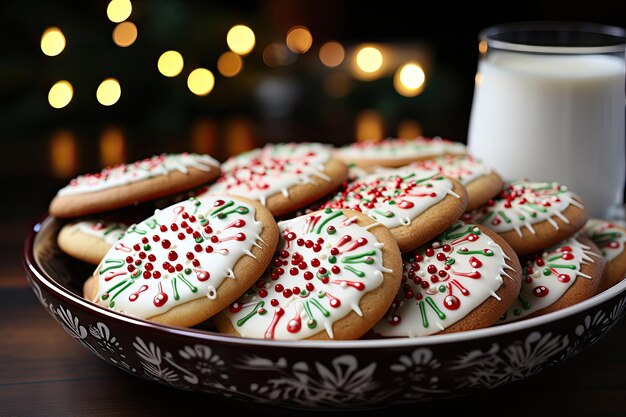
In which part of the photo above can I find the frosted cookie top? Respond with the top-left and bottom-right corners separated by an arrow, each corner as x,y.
334,137 -> 466,161
467,180 -> 584,237
321,167 -> 460,229
206,142 -> 333,206
57,153 -> 219,196
94,195 -> 263,319
584,219 -> 626,262
74,219 -> 128,245
223,208 -> 393,340
408,154 -> 493,186
374,222 -> 514,337
500,236 -> 596,323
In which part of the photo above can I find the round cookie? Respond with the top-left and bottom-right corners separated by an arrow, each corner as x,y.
214,208 -> 403,340
203,142 -> 348,217
49,153 -> 221,218
320,167 -> 468,253
408,154 -> 503,211
373,222 -> 521,337
499,235 -> 604,323
334,137 -> 466,169
89,194 -> 278,327
58,219 -> 129,264
464,180 -> 588,256
584,219 -> 626,292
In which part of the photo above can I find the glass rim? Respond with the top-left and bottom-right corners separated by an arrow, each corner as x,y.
480,21 -> 626,54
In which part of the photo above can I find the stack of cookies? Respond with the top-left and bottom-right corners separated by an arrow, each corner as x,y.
49,138 -> 624,340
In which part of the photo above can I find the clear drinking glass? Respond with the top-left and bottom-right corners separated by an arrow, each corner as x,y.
467,21 -> 626,219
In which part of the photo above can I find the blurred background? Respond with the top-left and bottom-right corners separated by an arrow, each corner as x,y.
1,0 -> 625,266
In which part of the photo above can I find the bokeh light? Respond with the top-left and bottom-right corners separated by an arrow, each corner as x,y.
393,62 -> 426,97
48,81 -> 73,109
100,127 -> 127,167
217,51 -> 243,77
319,41 -> 345,68
112,21 -> 137,47
50,131 -> 77,178
96,78 -> 121,106
41,27 -> 66,57
286,26 -> 313,54
157,50 -> 184,77
187,68 -> 215,96
397,119 -> 423,139
356,46 -> 383,73
262,43 -> 292,67
107,0 -> 132,23
226,25 -> 255,56
356,109 -> 384,142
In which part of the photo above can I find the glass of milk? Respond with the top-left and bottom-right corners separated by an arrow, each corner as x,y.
467,22 -> 626,219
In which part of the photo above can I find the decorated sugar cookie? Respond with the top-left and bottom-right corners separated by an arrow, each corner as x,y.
408,154 -> 503,211
584,219 -> 626,292
465,180 -> 588,255
373,222 -> 521,337
49,153 -> 221,218
320,167 -> 468,252
58,219 -> 129,265
203,142 -> 348,217
214,208 -> 403,340
334,137 -> 466,169
499,235 -> 603,323
86,195 -> 278,327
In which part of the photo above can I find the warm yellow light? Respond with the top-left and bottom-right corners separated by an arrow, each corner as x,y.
96,78 -> 121,106
107,0 -> 132,23
356,47 -> 383,73
157,50 -> 184,77
262,43 -> 290,67
319,41 -> 345,68
187,68 -> 215,96
356,109 -> 384,142
286,26 -> 313,54
48,81 -> 73,109
191,119 -> 217,155
479,40 -> 489,54
50,131 -> 77,178
41,27 -> 66,57
475,72 -> 483,85
226,25 -> 255,56
112,21 -> 137,47
394,62 -> 426,97
100,127 -> 127,167
397,119 -> 423,139
217,51 -> 243,77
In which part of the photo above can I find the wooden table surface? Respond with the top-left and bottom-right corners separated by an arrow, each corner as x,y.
2,217 -> 626,417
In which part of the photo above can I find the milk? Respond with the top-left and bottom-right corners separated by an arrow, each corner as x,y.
467,51 -> 625,218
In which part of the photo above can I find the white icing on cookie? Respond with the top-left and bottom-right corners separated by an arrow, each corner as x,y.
374,222 -> 513,337
467,180 -> 584,237
408,154 -> 493,186
584,219 -> 626,262
74,219 -> 128,246
500,236 -> 596,323
223,209 -> 392,340
57,153 -> 219,196
205,142 -> 333,206
334,137 -> 466,161
322,168 -> 459,229
94,195 -> 262,319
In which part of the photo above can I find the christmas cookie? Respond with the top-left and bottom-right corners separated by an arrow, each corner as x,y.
334,137 -> 466,169
58,219 -> 129,264
464,181 -> 588,256
320,167 -> 468,253
499,235 -> 604,323
86,195 -> 278,327
49,153 -> 221,218
203,142 -> 348,217
408,154 -> 503,211
373,222 -> 521,337
214,208 -> 403,340
584,219 -> 626,292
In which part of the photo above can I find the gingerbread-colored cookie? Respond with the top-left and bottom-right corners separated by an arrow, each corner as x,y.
49,153 -> 221,218
58,219 -> 129,265
464,180 -> 588,256
334,137 -> 466,169
584,219 -> 626,292
373,222 -> 522,337
89,194 -> 278,327
203,142 -> 348,217
408,154 -> 503,211
320,167 -> 468,253
214,208 -> 403,340
499,235 -> 604,323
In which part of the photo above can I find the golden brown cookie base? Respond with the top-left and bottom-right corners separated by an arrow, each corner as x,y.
58,224 -> 113,265
464,172 -> 504,212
